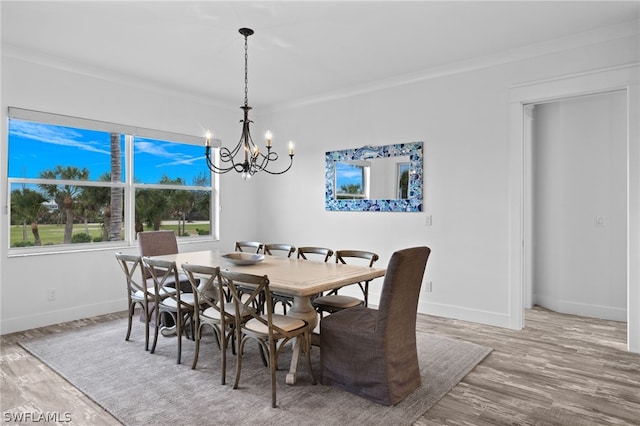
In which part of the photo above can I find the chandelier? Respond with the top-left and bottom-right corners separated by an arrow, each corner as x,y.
205,27 -> 294,180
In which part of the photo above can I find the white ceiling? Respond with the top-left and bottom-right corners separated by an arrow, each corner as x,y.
2,1 -> 639,110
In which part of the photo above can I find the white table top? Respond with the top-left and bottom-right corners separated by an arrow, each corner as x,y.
152,249 -> 386,297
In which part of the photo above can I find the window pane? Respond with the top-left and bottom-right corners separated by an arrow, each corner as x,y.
9,182 -> 125,247
134,137 -> 210,185
8,118 -> 125,182
135,188 -> 210,237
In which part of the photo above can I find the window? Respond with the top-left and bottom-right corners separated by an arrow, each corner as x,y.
7,108 -> 217,252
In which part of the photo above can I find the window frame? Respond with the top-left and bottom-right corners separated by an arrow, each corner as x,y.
7,107 -> 219,256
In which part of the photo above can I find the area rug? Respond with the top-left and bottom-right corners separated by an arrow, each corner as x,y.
20,318 -> 491,426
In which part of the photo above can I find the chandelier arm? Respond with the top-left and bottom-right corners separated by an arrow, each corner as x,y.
205,150 -> 238,174
260,155 -> 295,175
253,150 -> 275,171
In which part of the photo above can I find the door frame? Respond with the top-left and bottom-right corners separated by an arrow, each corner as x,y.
508,63 -> 640,352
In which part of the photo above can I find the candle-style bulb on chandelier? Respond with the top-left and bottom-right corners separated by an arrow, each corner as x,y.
205,27 -> 294,180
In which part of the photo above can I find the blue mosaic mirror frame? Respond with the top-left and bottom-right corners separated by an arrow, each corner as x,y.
325,141 -> 423,212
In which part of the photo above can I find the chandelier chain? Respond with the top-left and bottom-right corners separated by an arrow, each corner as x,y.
244,33 -> 249,107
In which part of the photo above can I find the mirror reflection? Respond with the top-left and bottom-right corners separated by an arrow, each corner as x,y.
335,156 -> 411,200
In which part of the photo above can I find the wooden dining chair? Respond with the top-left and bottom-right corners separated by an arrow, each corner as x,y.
234,241 -> 266,312
143,256 -> 196,364
264,243 -> 297,314
115,253 -> 153,351
182,263 -> 254,384
312,250 -> 379,316
137,230 -> 192,335
221,270 -> 316,408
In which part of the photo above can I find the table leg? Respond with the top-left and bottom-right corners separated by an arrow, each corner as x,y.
284,296 -> 318,385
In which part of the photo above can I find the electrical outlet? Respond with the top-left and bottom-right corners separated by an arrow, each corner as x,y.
47,288 -> 56,301
424,281 -> 432,292
425,215 -> 432,226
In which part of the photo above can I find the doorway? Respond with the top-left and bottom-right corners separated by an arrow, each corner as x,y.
508,64 -> 639,352
530,91 -> 627,322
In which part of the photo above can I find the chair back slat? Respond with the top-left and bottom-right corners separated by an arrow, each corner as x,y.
115,253 -> 147,296
264,243 -> 296,258
182,263 -> 223,309
297,246 -> 333,262
235,241 -> 264,254
335,250 -> 379,267
222,271 -> 269,319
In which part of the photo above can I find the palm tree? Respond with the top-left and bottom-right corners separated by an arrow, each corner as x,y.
135,188 -> 168,232
39,166 -> 89,244
11,187 -> 47,245
80,173 -> 112,240
109,133 -> 123,241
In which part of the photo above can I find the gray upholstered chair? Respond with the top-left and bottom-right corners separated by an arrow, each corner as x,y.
312,250 -> 379,315
320,246 -> 431,405
221,270 -> 316,408
137,230 -> 179,258
115,253 -> 152,351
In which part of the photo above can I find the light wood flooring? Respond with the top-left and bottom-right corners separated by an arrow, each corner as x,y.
1,307 -> 638,425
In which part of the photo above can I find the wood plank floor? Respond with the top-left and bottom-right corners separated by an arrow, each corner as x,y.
1,307 -> 638,425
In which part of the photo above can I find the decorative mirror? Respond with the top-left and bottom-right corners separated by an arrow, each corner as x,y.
325,141 -> 423,212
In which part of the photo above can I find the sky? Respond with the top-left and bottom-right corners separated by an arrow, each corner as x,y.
8,119 -> 209,185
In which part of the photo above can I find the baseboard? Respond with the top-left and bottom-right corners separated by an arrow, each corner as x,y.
533,295 -> 627,322
417,300 -> 513,329
355,287 -> 514,329
0,299 -> 126,335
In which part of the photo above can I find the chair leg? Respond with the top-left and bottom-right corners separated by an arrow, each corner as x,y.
126,302 -> 134,342
150,308 -> 160,354
175,310 -> 182,365
233,332 -> 245,390
268,337 -> 278,408
220,325 -> 227,385
143,304 -> 150,351
191,321 -> 201,370
258,342 -> 268,367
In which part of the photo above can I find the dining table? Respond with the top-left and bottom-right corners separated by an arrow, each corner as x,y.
151,249 -> 386,385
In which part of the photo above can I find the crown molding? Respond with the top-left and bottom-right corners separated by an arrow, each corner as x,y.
1,44 -> 237,112
267,19 -> 639,113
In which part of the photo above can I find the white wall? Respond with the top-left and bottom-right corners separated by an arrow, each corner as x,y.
1,26 -> 638,334
532,92 -> 627,321
255,33 -> 639,327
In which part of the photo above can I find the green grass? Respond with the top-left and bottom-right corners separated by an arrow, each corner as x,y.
10,222 -> 210,247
